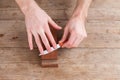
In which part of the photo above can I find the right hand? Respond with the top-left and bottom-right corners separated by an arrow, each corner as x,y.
24,2 -> 62,55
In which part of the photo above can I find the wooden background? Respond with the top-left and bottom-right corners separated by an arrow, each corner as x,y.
0,0 -> 120,80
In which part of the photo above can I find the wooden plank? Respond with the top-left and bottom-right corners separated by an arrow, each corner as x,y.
0,48 -> 120,79
0,48 -> 120,64
0,63 -> 120,80
0,8 -> 120,21
0,0 -> 119,79
91,0 -> 120,8
0,48 -> 40,62
0,0 -> 120,9
88,8 -> 120,21
0,0 -> 76,9
0,20 -> 120,48
0,8 -> 68,20
40,60 -> 58,68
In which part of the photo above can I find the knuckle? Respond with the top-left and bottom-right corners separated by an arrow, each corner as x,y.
38,29 -> 44,34
44,25 -> 49,29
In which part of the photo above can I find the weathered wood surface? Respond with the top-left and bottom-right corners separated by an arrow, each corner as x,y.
0,20 -> 120,48
0,48 -> 120,64
0,48 -> 120,80
0,8 -> 120,21
0,0 -> 120,9
0,0 -> 120,79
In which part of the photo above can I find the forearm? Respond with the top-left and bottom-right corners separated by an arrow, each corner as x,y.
15,0 -> 40,14
72,0 -> 92,20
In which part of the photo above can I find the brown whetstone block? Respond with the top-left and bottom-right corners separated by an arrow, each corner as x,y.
41,50 -> 58,60
40,51 -> 58,67
40,26 -> 58,68
41,60 -> 58,68
41,64 -> 58,68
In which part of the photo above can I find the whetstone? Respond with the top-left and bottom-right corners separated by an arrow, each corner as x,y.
40,26 -> 58,68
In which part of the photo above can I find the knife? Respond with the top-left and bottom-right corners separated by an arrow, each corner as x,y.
39,42 -> 63,56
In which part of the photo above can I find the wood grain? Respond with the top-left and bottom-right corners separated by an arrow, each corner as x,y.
0,48 -> 120,79
0,8 -> 120,21
0,0 -> 120,79
0,48 -> 120,64
0,0 -> 120,9
0,20 -> 120,48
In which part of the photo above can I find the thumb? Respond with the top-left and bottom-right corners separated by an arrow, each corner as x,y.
49,18 -> 62,30
59,28 -> 69,43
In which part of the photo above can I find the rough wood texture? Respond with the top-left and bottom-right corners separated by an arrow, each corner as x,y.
1,8 -> 120,21
0,21 -> 120,48
0,0 -> 120,79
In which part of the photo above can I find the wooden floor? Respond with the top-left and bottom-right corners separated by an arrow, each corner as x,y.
0,0 -> 120,80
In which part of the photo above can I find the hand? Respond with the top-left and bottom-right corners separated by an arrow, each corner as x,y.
59,16 -> 87,48
24,3 -> 62,54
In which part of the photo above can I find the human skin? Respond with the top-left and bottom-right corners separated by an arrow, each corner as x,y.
15,0 -> 92,54
60,0 -> 92,48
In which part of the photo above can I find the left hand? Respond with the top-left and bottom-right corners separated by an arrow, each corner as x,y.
59,16 -> 87,48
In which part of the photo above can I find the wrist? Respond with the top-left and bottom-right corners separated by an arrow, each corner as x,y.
71,9 -> 87,22
15,0 -> 39,15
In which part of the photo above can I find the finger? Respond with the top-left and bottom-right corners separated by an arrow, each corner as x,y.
38,31 -> 51,52
49,18 -> 62,30
45,26 -> 57,49
72,36 -> 83,47
27,30 -> 33,50
62,32 -> 76,48
32,32 -> 44,54
59,28 -> 69,43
